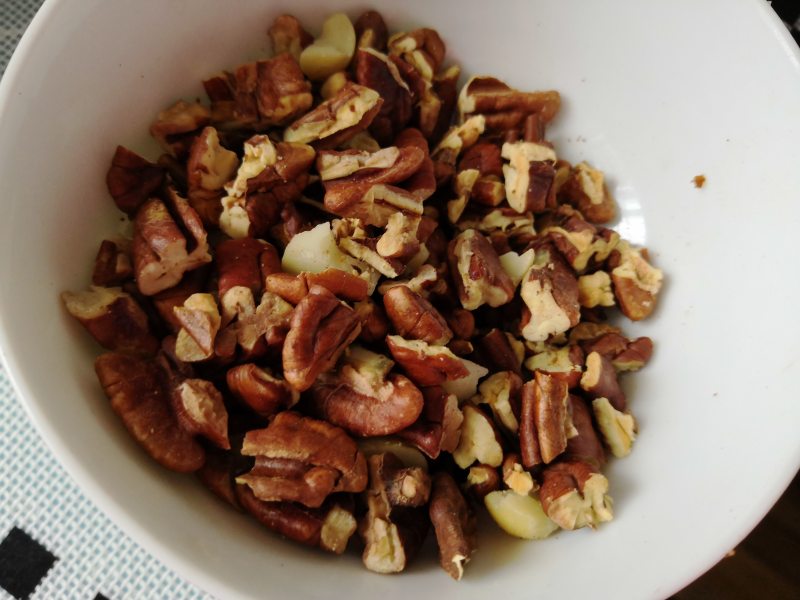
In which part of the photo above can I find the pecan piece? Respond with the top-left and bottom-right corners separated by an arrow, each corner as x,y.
226,363 -> 298,417
524,344 -> 585,388
172,293 -> 221,362
268,15 -> 313,60
172,378 -> 230,450
501,140 -> 557,213
429,472 -> 477,581
458,75 -> 560,131
353,298 -> 390,343
540,460 -> 613,530
95,353 -> 205,472
465,465 -> 501,502
502,453 -> 536,496
580,351 -> 626,411
310,346 -> 424,437
266,268 -> 369,305
186,126 -> 239,227
62,286 -> 159,356
239,411 -> 367,508
610,241 -> 663,321
354,48 -> 413,144
561,161 -> 616,224
592,397 -> 637,458
383,285 -> 452,345
385,335 -> 469,386
396,386 -> 463,459
105,146 -> 165,216
565,395 -> 606,468
431,115 -> 486,185
216,238 -> 275,319
354,10 -> 388,50
539,206 -> 619,273
284,82 -> 382,148
474,371 -> 523,434
299,13 -> 356,81
282,285 -> 361,391
131,189 -> 211,296
150,100 -> 210,158
519,372 -> 571,467
448,229 -> 515,310
577,271 -> 615,308
475,329 -> 525,375
452,405 -> 504,469
91,239 -> 133,287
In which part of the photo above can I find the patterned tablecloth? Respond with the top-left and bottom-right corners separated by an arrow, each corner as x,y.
1,1 -> 799,599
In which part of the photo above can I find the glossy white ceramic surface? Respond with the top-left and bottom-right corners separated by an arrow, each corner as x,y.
0,1 -> 798,598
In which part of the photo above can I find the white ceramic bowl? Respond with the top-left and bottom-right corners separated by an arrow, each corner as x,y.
1,0 -> 799,598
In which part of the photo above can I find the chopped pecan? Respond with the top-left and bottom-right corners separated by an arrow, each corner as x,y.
95,353 -> 205,472
173,293 -> 221,362
465,465 -> 501,502
197,448 -> 242,508
524,344 -> 584,388
571,326 -> 654,372
474,371 -> 523,434
354,48 -> 413,144
131,189 -> 211,296
501,140 -> 557,213
444,308 -> 475,341
580,351 -> 626,411
447,168 -> 479,223
475,329 -> 524,375
519,245 -> 580,342
448,229 -> 515,310
105,146 -> 165,216
150,100 -> 210,158
332,218 -> 406,277
310,345 -> 424,437
385,335 -> 468,386
383,285 -> 452,345
360,453 -> 430,573
610,241 -> 663,321
539,206 -> 619,273
92,239 -> 133,287
577,271 -> 615,308
455,207 -> 535,249
151,269 -> 208,333
561,161 -> 616,224
62,286 -> 159,356
540,460 -> 613,530
458,142 -> 505,207
186,126 -> 239,227
299,13 -> 356,81
592,397 -> 637,458
320,70 -> 350,100
431,115 -> 486,185
519,371 -> 571,467
369,452 -> 431,508
565,395 -> 606,468
452,404 -> 504,469
171,378 -> 230,450
484,490 -> 558,540
284,82 -> 382,148
220,135 -> 314,239
268,14 -> 313,60
388,28 -> 445,80
239,411 -> 367,507
282,285 -> 361,391
430,65 -> 460,144
226,363 -> 298,416
237,54 -> 313,127
236,485 -> 357,554
429,472 -> 477,581
266,268 -> 369,305
394,128 -> 436,202
354,10 -> 388,50
216,238 -> 274,317
377,263 -> 442,298
458,76 -> 561,132
502,453 -> 536,496
396,386 -> 463,459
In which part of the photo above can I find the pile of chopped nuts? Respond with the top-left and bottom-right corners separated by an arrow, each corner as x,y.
61,10 -> 663,580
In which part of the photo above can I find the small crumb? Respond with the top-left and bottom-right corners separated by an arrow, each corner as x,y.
693,174 -> 706,188
712,392 -> 718,397
725,549 -> 736,558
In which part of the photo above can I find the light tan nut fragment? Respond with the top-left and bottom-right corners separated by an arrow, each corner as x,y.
501,140 -> 557,213
172,293 -> 221,362
299,13 -> 356,81
354,10 -> 388,50
172,378 -> 230,450
524,345 -> 584,388
284,82 -> 382,148
431,115 -> 486,180
441,357 -> 489,402
448,229 -> 515,310
540,460 -> 613,530
570,325 -> 654,372
502,453 -> 536,496
429,472 -> 477,581
610,241 -> 663,321
239,411 -> 368,508
519,245 -> 580,342
132,190 -> 212,296
226,363 -> 298,416
484,490 -> 559,540
95,353 -> 205,472
62,286 -> 159,356
283,285 -> 361,391
561,161 -> 616,224
331,218 -> 406,277
577,271 -> 615,308
268,14 -> 313,60
580,351 -> 626,411
386,335 -> 469,387
186,126 -> 239,227
310,346 -> 424,437
383,285 -> 452,345
474,371 -> 522,434
452,405 -> 504,469
458,75 -> 560,131
539,207 -> 619,273
592,397 -> 637,458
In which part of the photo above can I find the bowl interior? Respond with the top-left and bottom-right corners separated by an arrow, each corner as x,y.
1,0 -> 799,598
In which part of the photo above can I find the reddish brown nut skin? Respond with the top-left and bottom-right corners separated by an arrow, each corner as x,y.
396,386 -> 463,459
458,142 -> 503,178
152,269 -> 208,333
519,380 -> 542,467
92,239 -> 133,287
94,353 -> 205,472
197,448 -> 242,509
385,336 -> 469,387
395,128 -> 436,202
354,299 -> 390,343
461,76 -> 561,130
355,48 -> 413,145
226,363 -> 296,417
304,269 -> 369,303
476,328 -> 521,375
429,472 -> 477,581
383,286 -> 452,345
171,378 -> 231,450
581,351 -> 627,411
106,146 -> 165,216
354,10 -> 388,50
465,464 -> 501,502
565,395 -> 606,469
282,285 -> 362,392
539,459 -> 600,516
216,238 -> 269,301
532,370 -> 570,464
444,308 -> 475,341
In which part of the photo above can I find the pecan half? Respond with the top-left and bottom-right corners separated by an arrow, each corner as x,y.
131,189 -> 211,296
429,472 -> 477,581
284,82 -> 382,148
105,146 -> 165,216
310,346 -> 424,437
448,229 -> 515,310
239,411 -> 367,507
62,286 -> 159,356
226,363 -> 298,416
540,460 -> 613,530
95,353 -> 205,472
383,285 -> 452,345
282,285 -> 361,391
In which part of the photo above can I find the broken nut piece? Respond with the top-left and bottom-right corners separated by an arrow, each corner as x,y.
429,472 -> 477,581
452,404 -> 503,469
540,460 -> 613,530
448,229 -> 515,311
592,397 -> 637,458
610,241 -> 663,321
